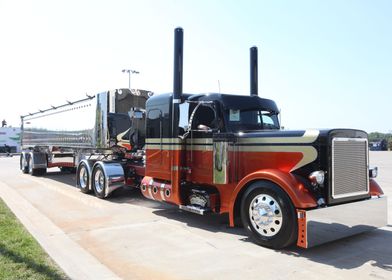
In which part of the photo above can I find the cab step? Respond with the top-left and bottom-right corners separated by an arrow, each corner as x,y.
179,205 -> 211,215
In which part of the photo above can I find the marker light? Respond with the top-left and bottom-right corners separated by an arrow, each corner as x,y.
369,167 -> 378,178
308,171 -> 325,186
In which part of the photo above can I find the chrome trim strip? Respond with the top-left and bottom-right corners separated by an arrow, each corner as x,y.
160,183 -> 166,201
237,130 -> 320,144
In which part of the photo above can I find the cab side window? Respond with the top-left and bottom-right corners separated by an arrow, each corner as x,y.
146,109 -> 162,138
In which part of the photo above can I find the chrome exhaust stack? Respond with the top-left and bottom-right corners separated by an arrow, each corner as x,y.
250,46 -> 258,96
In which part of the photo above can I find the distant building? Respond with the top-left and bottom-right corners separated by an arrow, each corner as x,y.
0,127 -> 21,153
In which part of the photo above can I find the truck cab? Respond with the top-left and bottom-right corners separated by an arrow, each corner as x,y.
139,27 -> 386,249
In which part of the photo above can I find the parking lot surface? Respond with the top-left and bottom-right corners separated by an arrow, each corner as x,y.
0,152 -> 391,279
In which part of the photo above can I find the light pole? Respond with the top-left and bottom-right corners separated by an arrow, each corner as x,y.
122,69 -> 140,89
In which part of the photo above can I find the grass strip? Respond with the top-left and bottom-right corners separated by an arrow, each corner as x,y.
0,198 -> 68,280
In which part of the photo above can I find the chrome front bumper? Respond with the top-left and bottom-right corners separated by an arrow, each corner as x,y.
297,196 -> 388,248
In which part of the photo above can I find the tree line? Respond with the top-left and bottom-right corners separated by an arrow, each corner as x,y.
368,132 -> 392,150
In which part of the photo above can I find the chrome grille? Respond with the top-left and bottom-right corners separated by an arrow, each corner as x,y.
332,138 -> 369,199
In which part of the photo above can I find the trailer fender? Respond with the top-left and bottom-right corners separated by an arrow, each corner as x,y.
229,169 -> 317,227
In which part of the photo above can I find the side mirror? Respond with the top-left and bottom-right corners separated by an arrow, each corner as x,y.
128,109 -> 145,119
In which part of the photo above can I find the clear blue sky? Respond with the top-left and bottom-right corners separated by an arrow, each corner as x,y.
1,0 -> 391,132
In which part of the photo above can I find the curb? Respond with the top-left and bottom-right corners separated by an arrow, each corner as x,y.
0,181 -> 121,280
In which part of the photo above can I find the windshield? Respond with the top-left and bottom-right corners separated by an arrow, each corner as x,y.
225,108 -> 280,132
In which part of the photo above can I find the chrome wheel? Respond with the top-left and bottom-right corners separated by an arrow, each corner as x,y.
94,168 -> 105,194
249,194 -> 283,237
21,156 -> 26,168
28,156 -> 33,174
79,166 -> 88,189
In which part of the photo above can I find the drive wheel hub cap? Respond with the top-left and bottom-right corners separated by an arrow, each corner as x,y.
94,169 -> 105,193
249,194 -> 283,237
79,167 -> 88,188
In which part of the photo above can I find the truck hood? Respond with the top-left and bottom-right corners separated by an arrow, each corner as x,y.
218,128 -> 367,172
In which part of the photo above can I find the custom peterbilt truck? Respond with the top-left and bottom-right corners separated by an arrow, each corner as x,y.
20,28 -> 387,249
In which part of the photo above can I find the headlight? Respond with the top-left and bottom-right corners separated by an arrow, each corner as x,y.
308,170 -> 325,186
369,167 -> 378,178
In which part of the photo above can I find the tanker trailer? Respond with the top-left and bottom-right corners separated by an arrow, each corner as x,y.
20,88 -> 152,197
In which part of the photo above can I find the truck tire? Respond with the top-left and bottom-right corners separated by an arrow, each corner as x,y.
240,181 -> 297,249
77,162 -> 91,194
27,153 -> 46,176
92,164 -> 107,199
20,154 -> 29,174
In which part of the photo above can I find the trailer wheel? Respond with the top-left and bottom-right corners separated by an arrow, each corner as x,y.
20,153 -> 29,174
92,165 -> 107,199
77,162 -> 90,194
240,181 -> 297,249
28,155 -> 36,175
27,153 -> 46,176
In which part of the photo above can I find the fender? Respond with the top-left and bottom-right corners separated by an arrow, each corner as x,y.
228,169 -> 317,227
369,179 -> 384,196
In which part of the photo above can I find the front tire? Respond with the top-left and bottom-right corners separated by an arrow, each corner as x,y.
241,181 -> 297,249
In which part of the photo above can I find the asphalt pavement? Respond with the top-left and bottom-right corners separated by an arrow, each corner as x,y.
0,152 -> 391,280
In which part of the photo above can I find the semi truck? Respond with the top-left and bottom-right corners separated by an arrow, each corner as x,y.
20,28 -> 387,249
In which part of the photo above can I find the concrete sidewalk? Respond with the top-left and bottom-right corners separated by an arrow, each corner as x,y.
0,181 -> 121,280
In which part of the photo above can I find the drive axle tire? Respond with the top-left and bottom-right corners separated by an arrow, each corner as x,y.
92,165 -> 107,199
77,162 -> 91,194
241,181 -> 297,249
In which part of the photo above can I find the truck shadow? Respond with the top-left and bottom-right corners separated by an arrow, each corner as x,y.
154,208 -> 392,270
43,171 -> 77,186
153,208 -> 247,236
281,228 -> 392,271
42,171 -> 171,209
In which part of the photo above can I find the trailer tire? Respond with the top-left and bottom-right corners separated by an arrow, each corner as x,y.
240,181 -> 297,249
92,164 -> 107,199
77,162 -> 91,194
28,156 -> 47,176
20,154 -> 29,174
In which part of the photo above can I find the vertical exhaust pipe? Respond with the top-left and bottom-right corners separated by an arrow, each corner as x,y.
250,46 -> 258,96
171,27 -> 184,205
173,27 -> 183,103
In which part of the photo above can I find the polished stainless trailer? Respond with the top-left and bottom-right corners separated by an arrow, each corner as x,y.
20,88 -> 151,198
21,88 -> 150,149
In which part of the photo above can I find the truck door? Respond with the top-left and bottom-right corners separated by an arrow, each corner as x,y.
185,102 -> 219,184
145,108 -> 172,180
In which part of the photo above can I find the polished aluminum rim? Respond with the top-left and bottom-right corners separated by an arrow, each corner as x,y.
94,169 -> 105,193
21,155 -> 27,169
28,156 -> 33,173
79,166 -> 88,189
249,194 -> 283,237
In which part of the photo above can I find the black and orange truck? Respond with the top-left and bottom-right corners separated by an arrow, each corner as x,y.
20,28 -> 387,249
